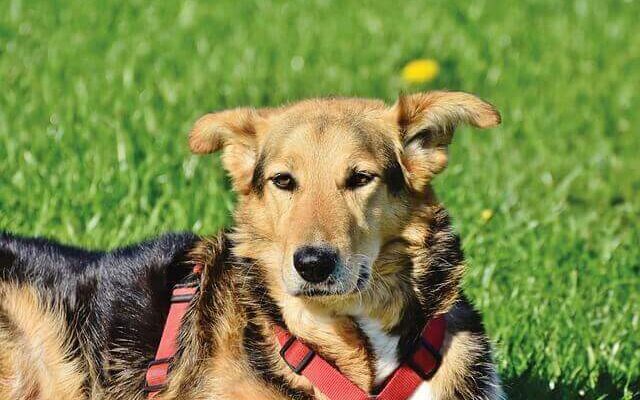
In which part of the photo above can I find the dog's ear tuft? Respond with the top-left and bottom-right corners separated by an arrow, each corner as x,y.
390,91 -> 501,192
189,108 -> 266,194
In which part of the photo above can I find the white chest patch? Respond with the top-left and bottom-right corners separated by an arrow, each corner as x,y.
357,318 -> 400,385
408,381 -> 436,400
358,317 -> 437,399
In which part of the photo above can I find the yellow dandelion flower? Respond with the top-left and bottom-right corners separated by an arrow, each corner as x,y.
480,209 -> 494,222
401,59 -> 440,84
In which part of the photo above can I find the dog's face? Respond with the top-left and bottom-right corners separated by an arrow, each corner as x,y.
190,92 -> 500,303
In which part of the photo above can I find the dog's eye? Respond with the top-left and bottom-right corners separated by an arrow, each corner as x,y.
346,172 -> 376,189
271,173 -> 296,191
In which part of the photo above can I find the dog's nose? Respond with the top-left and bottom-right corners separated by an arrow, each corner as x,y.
293,246 -> 338,283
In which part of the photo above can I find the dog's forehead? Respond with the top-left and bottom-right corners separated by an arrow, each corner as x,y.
261,99 -> 396,161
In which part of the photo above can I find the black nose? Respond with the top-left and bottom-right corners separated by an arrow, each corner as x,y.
293,246 -> 338,283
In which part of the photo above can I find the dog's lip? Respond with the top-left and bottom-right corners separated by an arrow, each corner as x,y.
293,269 -> 371,298
297,287 -> 342,297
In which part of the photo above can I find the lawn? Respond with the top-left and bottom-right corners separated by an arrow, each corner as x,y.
1,0 -> 638,398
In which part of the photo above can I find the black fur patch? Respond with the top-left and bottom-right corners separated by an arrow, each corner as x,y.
0,231 -> 200,393
383,158 -> 406,196
390,207 -> 465,361
0,246 -> 16,269
417,208 -> 464,317
251,152 -> 267,194
381,144 -> 407,196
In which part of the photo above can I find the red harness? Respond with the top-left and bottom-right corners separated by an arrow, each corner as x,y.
274,316 -> 446,400
144,264 -> 202,398
144,265 -> 446,399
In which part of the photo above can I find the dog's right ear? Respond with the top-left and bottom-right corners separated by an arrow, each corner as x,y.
189,108 -> 267,194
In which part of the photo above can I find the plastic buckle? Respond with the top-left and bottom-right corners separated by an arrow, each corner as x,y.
174,281 -> 199,289
408,338 -> 442,380
143,357 -> 173,392
170,283 -> 198,303
279,336 -> 315,374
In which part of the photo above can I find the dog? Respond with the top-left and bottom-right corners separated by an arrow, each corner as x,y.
0,91 -> 502,399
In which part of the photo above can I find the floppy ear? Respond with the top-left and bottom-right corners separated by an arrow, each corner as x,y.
189,108 -> 267,194
390,91 -> 501,192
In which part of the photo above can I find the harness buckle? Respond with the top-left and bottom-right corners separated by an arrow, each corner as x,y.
173,281 -> 199,289
279,336 -> 315,374
407,338 -> 442,380
143,383 -> 166,393
170,282 -> 199,303
143,357 -> 173,392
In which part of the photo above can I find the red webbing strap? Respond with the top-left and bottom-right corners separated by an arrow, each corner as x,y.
275,326 -> 370,400
276,315 -> 446,400
144,264 -> 202,398
376,316 -> 446,399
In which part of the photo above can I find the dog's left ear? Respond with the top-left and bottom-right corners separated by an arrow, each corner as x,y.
389,91 -> 501,192
189,108 -> 268,194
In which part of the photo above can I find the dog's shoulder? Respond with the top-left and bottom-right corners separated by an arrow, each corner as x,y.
0,231 -> 204,397
0,230 -> 103,275
0,231 -> 199,290
95,232 -> 201,288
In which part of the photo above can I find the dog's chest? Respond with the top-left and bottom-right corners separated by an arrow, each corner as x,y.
357,318 -> 400,385
357,318 -> 435,400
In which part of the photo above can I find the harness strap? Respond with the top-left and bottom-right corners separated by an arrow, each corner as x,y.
275,325 -> 369,400
144,261 -> 446,400
275,315 -> 446,400
144,264 -> 202,399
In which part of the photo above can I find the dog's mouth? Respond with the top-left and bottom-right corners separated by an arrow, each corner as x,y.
293,268 -> 371,298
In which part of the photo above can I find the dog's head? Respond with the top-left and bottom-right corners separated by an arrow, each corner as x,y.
190,92 -> 500,305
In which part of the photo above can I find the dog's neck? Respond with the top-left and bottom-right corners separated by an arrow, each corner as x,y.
232,204 -> 464,392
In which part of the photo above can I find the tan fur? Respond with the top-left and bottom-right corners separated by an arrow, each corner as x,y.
0,284 -> 84,400
430,304 -> 504,399
182,91 -> 501,398
0,91 -> 501,399
393,91 -> 500,191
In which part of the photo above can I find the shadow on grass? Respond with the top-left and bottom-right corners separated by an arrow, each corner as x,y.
504,368 -> 638,399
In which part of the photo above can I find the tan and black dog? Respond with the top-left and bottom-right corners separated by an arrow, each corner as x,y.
0,91 -> 502,399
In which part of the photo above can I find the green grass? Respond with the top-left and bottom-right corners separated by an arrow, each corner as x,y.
1,0 -> 638,398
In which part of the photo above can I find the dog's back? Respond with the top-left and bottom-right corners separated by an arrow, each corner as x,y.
0,232 -> 199,399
